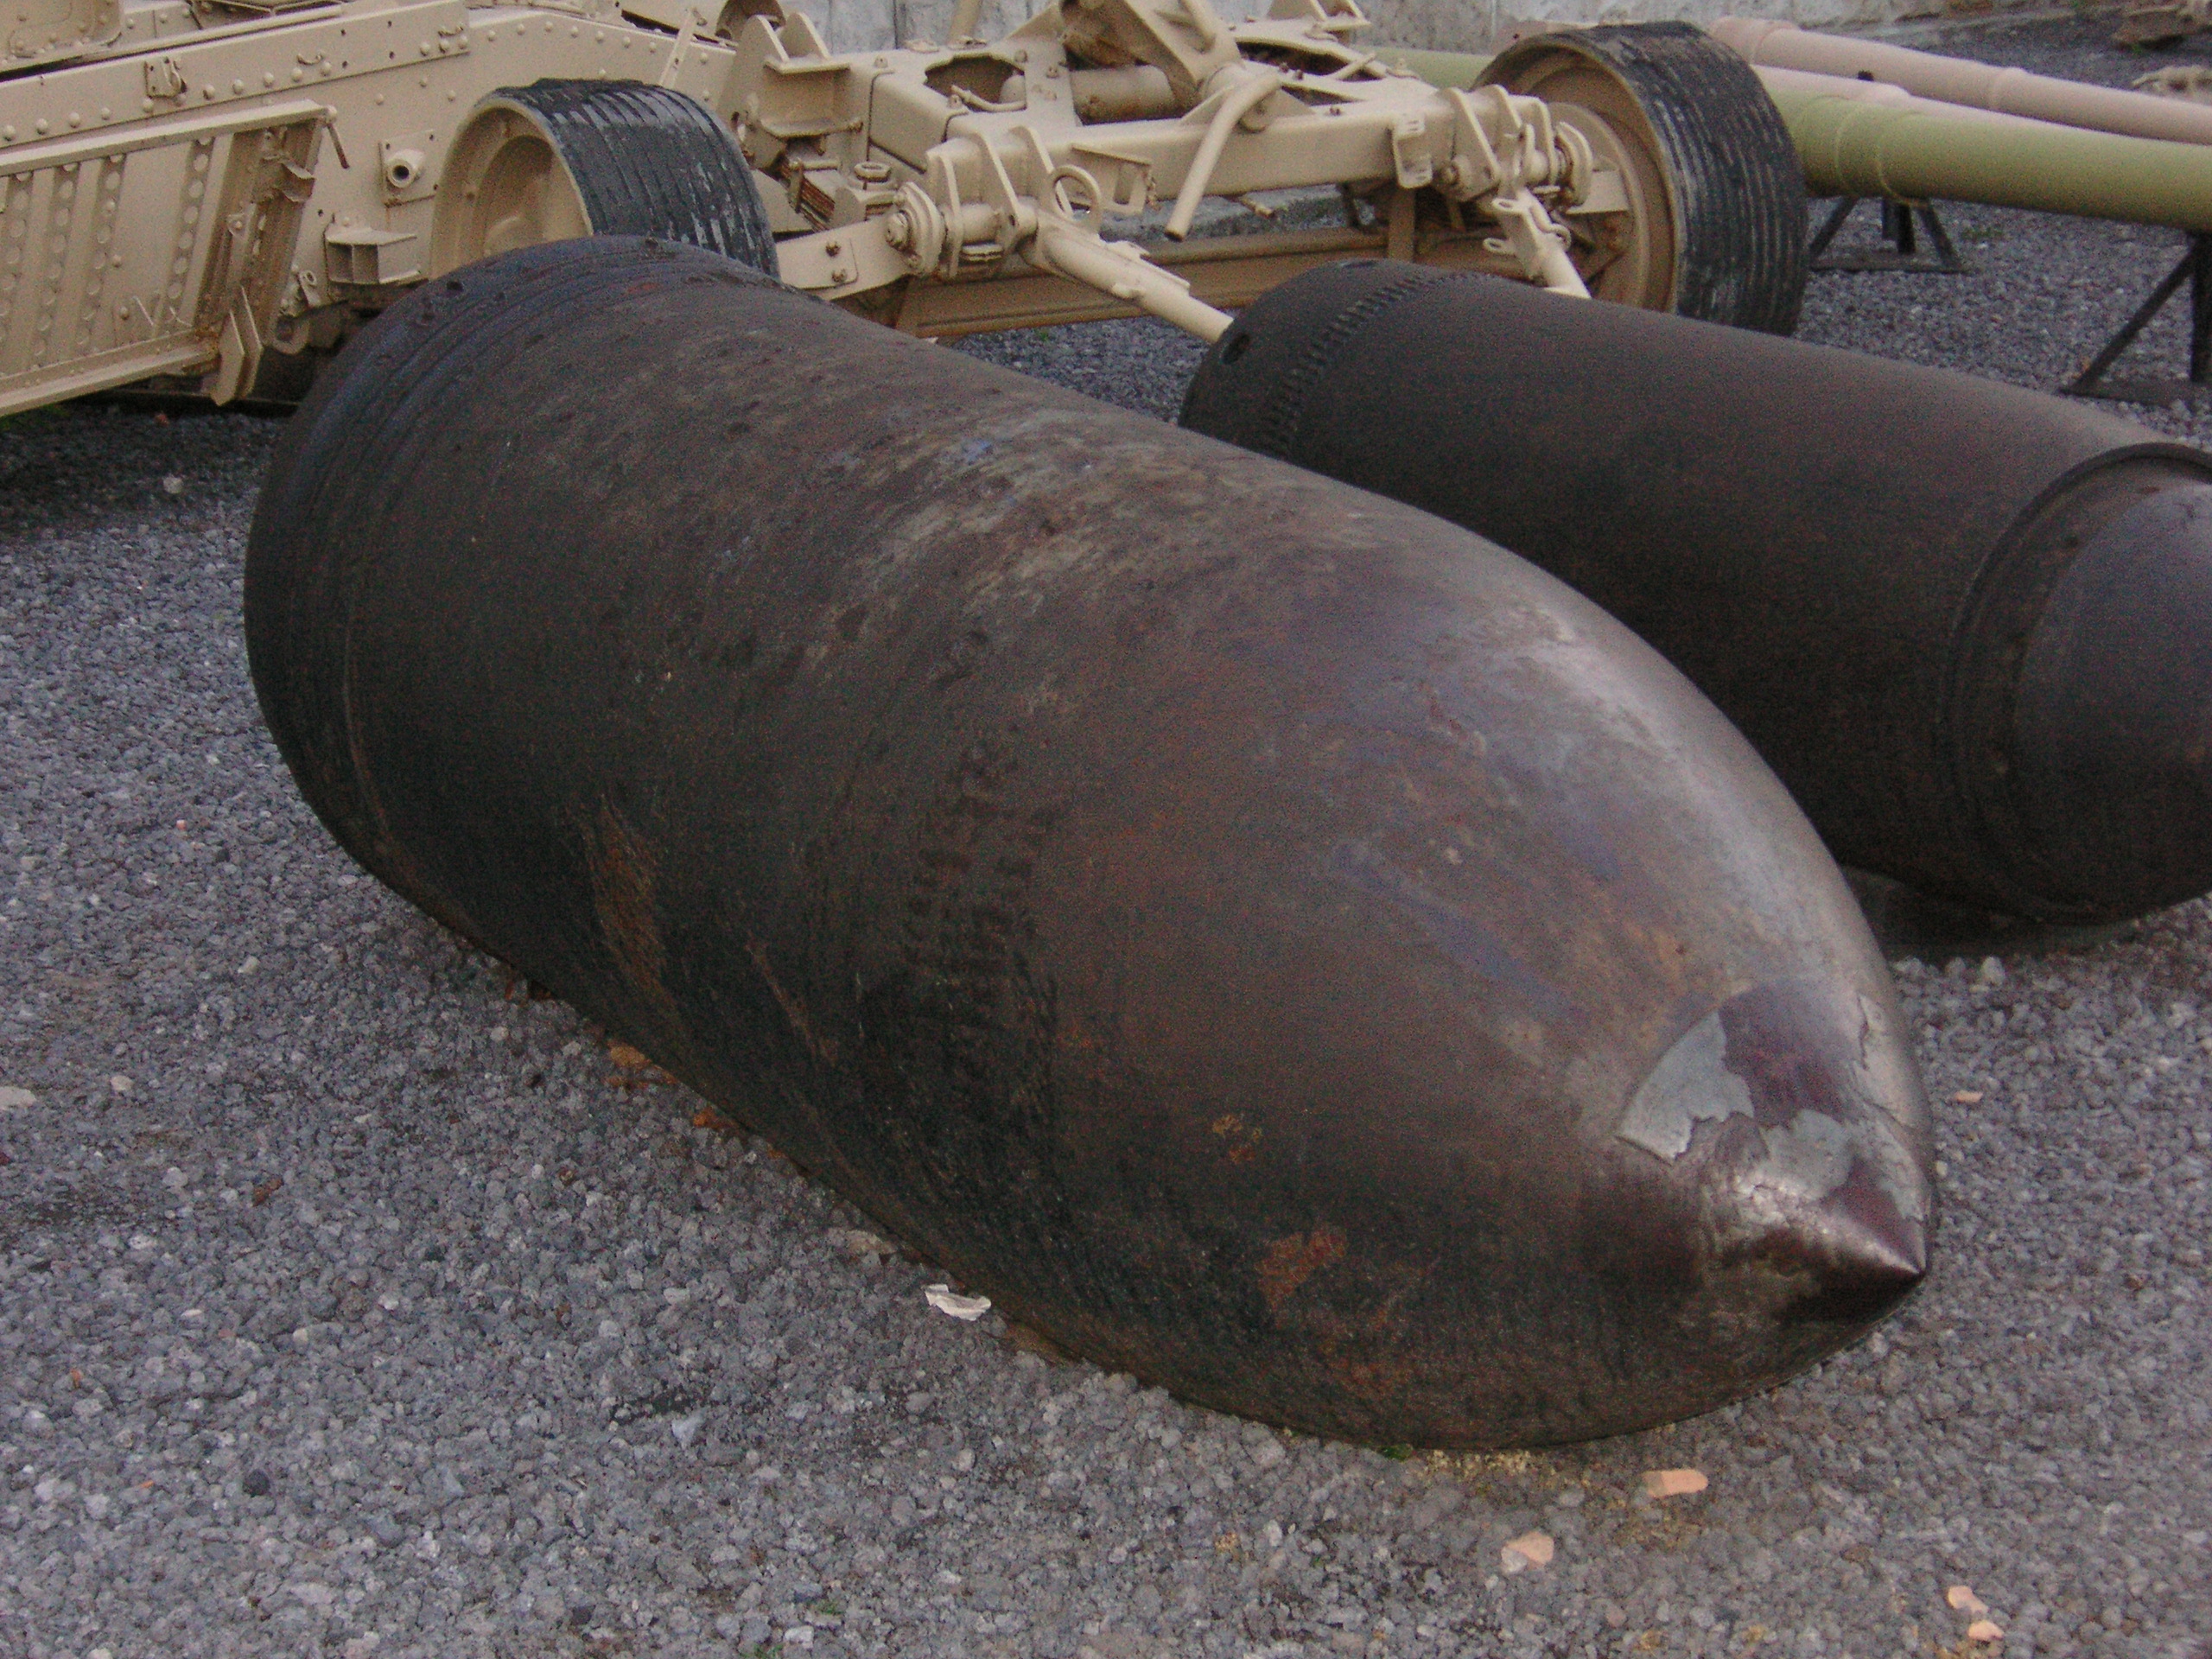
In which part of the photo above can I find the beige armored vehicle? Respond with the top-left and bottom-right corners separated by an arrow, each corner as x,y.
0,0 -> 1802,416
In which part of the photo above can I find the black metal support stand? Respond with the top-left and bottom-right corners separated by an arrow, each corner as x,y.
1807,196 -> 1971,274
2065,232 -> 2212,407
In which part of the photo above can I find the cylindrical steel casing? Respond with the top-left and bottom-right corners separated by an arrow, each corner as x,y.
1711,16 -> 2212,148
248,239 -> 1930,1448
1183,260 -> 2212,922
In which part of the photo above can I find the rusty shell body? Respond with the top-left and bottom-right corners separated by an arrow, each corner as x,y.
1181,261 -> 2212,925
246,239 -> 1930,1448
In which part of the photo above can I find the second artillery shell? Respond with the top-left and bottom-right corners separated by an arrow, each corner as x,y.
1181,260 -> 2212,924
246,239 -> 1932,1448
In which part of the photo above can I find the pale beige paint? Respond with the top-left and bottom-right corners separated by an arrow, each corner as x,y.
0,0 -> 1696,413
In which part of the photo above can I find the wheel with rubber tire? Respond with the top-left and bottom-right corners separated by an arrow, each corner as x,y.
429,80 -> 779,280
1482,23 -> 1805,334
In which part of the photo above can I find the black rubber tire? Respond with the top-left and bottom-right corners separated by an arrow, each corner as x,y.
493,80 -> 779,278
1484,22 -> 1806,334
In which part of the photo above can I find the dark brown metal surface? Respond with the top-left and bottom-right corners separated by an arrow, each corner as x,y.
1181,260 -> 2212,925
246,238 -> 1930,1448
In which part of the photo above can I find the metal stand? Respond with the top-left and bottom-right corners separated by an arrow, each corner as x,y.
1807,196 -> 1971,274
2065,232 -> 2212,407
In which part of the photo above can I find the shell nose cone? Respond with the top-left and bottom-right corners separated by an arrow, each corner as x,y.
1618,976 -> 1933,1340
1770,1141 -> 1930,1325
2008,480 -> 2212,918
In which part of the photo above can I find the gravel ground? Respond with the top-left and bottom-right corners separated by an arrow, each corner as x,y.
4,16 -> 2211,1659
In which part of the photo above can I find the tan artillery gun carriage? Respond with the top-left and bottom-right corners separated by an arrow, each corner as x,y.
0,0 -> 1802,416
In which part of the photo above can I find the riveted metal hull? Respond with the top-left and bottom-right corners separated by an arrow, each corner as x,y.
1183,260 -> 2212,925
247,239 -> 1930,1448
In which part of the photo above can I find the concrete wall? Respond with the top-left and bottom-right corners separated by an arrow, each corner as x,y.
798,0 -> 2042,54
802,0 -> 1037,53
1354,0 -> 2021,48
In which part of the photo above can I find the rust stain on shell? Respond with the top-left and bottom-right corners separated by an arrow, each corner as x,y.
746,938 -> 840,1065
585,798 -> 671,1006
1210,1112 -> 1263,1165
1257,1229 -> 1348,1313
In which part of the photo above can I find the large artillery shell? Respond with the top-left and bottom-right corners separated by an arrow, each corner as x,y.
246,238 -> 1930,1448
1183,261 -> 2212,924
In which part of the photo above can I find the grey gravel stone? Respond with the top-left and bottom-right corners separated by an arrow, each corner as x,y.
3,16 -> 2210,1656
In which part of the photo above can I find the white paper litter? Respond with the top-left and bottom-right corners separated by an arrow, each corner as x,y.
924,1284 -> 991,1321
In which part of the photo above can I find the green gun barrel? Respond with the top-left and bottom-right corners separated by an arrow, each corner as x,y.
1374,47 -> 1490,90
1767,68 -> 2212,235
1713,17 -> 2212,148
1382,46 -> 2212,237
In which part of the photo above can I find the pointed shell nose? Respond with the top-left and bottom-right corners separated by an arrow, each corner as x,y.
2004,479 -> 2212,918
1611,975 -> 1931,1357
